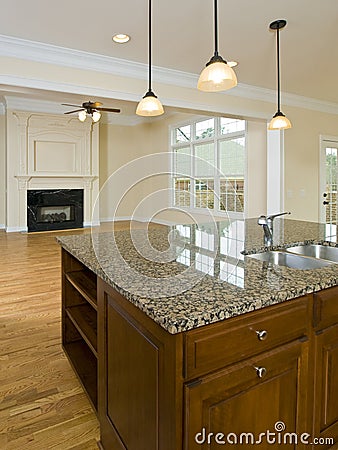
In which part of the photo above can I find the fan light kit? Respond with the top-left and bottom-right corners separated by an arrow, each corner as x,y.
198,0 -> 237,92
136,0 -> 164,116
62,101 -> 121,123
268,19 -> 292,130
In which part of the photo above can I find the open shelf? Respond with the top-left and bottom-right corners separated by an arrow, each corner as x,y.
62,249 -> 98,413
63,340 -> 98,411
66,304 -> 97,357
66,270 -> 97,310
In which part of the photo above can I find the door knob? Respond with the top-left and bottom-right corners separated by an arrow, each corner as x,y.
323,201 -> 329,205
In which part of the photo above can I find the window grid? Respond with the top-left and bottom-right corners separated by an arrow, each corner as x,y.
172,117 -> 246,215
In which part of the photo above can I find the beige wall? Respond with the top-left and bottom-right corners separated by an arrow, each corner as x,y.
1,55 -> 338,225
99,113 -> 268,223
0,114 -> 5,227
284,105 -> 338,221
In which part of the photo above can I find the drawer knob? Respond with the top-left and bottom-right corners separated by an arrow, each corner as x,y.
256,330 -> 268,341
254,366 -> 267,378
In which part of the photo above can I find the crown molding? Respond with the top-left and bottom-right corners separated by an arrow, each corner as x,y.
0,34 -> 338,116
4,94 -> 147,126
5,96 -> 69,114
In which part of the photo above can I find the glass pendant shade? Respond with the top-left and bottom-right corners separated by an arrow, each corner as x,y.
197,0 -> 237,93
269,19 -> 292,130
268,112 -> 292,130
78,110 -> 87,122
136,90 -> 164,117
198,58 -> 237,92
92,111 -> 101,122
136,0 -> 164,117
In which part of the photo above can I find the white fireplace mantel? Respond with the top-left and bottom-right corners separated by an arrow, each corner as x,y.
6,112 -> 100,232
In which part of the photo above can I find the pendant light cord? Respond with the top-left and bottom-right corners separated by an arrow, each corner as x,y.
148,0 -> 152,92
276,26 -> 281,113
214,0 -> 218,56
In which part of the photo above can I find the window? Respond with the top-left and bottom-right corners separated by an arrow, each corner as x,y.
171,117 -> 246,216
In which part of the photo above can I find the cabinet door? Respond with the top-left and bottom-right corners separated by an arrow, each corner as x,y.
98,280 -> 183,450
184,340 -> 309,450
314,323 -> 338,448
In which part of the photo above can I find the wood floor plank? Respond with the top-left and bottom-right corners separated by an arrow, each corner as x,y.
0,227 -> 101,449
0,221 -> 162,449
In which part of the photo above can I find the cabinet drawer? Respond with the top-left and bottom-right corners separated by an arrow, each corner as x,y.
184,297 -> 309,379
314,286 -> 338,330
184,339 -> 308,450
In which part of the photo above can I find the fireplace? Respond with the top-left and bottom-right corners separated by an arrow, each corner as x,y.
27,189 -> 84,232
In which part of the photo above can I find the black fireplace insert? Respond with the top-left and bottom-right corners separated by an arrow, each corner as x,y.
27,189 -> 84,232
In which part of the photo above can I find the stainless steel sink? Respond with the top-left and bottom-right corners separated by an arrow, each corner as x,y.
248,250 -> 332,270
286,244 -> 338,263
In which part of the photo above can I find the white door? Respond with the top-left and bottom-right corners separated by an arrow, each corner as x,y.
319,136 -> 338,238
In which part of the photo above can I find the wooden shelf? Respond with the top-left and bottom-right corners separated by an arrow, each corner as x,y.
66,270 -> 97,310
63,340 -> 98,411
62,249 -> 99,414
66,304 -> 97,357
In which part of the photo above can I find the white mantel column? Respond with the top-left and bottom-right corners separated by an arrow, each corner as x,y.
6,111 -> 30,231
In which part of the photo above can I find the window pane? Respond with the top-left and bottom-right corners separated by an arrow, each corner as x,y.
195,179 -> 214,209
174,147 -> 191,176
174,125 -> 191,143
195,143 -> 215,177
195,119 -> 215,140
221,117 -> 245,134
174,178 -> 191,207
219,137 -> 245,176
220,179 -> 244,212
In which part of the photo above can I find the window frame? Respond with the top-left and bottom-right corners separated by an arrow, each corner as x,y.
170,116 -> 247,218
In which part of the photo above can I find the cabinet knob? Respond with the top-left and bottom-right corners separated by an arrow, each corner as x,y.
255,330 -> 268,341
254,366 -> 267,378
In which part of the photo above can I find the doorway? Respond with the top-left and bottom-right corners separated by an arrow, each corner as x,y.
319,136 -> 338,238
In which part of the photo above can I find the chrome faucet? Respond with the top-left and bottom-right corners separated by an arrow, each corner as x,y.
258,212 -> 291,247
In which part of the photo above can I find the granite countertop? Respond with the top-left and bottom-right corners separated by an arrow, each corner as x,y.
57,218 -> 338,334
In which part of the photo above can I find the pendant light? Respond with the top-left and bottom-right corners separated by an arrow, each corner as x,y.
197,0 -> 237,92
136,0 -> 164,116
268,19 -> 292,130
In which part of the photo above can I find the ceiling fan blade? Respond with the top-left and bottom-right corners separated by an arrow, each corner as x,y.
62,103 -> 82,108
91,102 -> 103,108
96,107 -> 121,113
64,109 -> 84,114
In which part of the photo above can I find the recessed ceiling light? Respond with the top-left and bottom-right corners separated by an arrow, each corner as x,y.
112,34 -> 130,44
227,61 -> 238,68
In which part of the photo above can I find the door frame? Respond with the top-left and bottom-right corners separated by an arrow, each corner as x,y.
319,135 -> 338,223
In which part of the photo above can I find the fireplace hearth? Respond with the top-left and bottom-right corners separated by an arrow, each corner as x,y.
27,189 -> 84,232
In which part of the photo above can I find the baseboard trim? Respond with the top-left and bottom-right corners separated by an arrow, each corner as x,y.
100,216 -> 176,226
6,226 -> 28,232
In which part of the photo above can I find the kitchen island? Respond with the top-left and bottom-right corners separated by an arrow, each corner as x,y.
57,218 -> 338,449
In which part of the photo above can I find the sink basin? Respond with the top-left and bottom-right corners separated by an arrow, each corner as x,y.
287,244 -> 338,263
249,250 -> 332,270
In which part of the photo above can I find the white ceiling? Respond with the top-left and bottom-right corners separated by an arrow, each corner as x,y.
1,0 -> 338,109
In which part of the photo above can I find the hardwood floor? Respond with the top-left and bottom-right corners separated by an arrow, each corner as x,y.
0,222 -> 159,449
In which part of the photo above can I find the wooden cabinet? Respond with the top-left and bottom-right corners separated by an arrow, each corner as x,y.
97,277 -> 313,450
60,249 -> 338,449
61,249 -> 98,411
313,288 -> 338,447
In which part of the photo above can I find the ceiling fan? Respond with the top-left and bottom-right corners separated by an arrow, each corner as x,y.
62,101 -> 121,122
